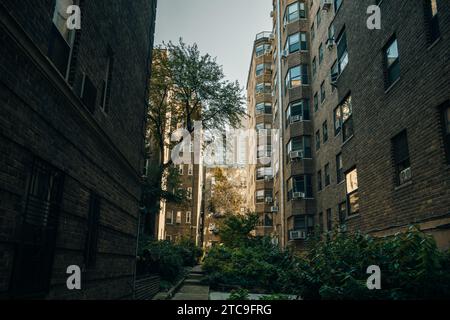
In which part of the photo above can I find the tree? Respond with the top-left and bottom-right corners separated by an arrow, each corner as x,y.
220,213 -> 260,248
143,40 -> 246,211
209,168 -> 244,216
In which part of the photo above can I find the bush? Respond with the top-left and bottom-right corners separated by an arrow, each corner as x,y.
299,226 -> 450,300
228,289 -> 250,300
203,221 -> 450,299
137,239 -> 202,283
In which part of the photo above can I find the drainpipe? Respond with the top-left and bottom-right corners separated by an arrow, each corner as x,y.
275,0 -> 286,248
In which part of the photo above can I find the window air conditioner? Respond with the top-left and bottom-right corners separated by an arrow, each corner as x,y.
290,115 -> 303,124
293,192 -> 305,199
290,150 -> 304,160
399,167 -> 412,184
290,230 -> 306,240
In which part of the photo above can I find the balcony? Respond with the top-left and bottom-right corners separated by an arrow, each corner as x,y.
255,31 -> 273,41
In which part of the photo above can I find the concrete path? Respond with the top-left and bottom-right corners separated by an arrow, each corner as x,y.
171,265 -> 210,300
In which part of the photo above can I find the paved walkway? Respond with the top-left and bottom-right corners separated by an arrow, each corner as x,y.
172,265 -> 210,300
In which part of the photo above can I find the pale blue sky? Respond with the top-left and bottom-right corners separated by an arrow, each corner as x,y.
154,0 -> 272,91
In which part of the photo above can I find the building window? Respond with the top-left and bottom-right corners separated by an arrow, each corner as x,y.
330,60 -> 338,91
320,81 -> 326,103
336,153 -> 344,183
256,44 -> 271,57
186,211 -> 192,224
346,168 -> 359,216
284,2 -> 306,24
311,23 -> 315,40
176,211 -> 182,224
312,57 -> 317,77
325,163 -> 331,186
317,170 -> 323,191
256,63 -> 271,77
256,102 -> 272,115
178,164 -> 184,175
341,95 -> 354,142
316,8 -> 321,26
287,175 -> 313,200
338,202 -> 347,226
336,29 -> 349,74
326,208 -> 332,231
187,187 -> 193,200
315,130 -> 321,151
314,92 -> 319,112
11,158 -> 65,296
334,0 -> 343,12
256,190 -> 273,203
286,99 -> 310,125
323,121 -> 328,143
256,167 -> 273,180
334,105 -> 342,136
85,192 -> 101,268
80,74 -> 97,113
424,0 -> 440,44
293,215 -> 314,234
319,43 -> 324,64
188,164 -> 193,175
286,32 -> 308,53
100,48 -> 114,113
166,211 -> 174,224
392,130 -> 412,186
257,144 -> 272,159
287,136 -> 312,160
49,0 -> 76,78
384,37 -> 400,88
441,103 -> 450,164
285,65 -> 308,93
256,83 -> 271,94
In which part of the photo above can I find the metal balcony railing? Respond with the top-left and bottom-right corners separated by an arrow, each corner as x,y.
255,31 -> 273,41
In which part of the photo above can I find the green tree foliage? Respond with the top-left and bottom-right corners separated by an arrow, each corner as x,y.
143,40 -> 246,212
219,213 -> 260,248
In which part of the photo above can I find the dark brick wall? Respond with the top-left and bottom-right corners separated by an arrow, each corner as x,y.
0,0 -> 157,298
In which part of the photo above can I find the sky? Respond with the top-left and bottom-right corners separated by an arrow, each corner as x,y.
154,0 -> 273,92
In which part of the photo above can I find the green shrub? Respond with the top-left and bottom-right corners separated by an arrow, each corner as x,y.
137,239 -> 202,283
203,223 -> 450,299
228,289 -> 250,300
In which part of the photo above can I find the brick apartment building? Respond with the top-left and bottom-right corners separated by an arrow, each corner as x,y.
0,0 -> 157,299
157,133 -> 205,245
246,32 -> 277,237
247,0 -> 449,250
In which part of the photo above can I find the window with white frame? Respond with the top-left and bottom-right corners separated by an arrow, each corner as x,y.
186,211 -> 192,224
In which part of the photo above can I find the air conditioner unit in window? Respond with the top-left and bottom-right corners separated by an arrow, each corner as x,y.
326,37 -> 336,49
293,192 -> 305,199
271,206 -> 279,213
269,33 -> 275,40
290,230 -> 306,240
270,11 -> 274,18
399,167 -> 412,185
290,150 -> 304,160
290,115 -> 303,124
322,0 -> 332,11
265,197 -> 273,204
265,176 -> 273,182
